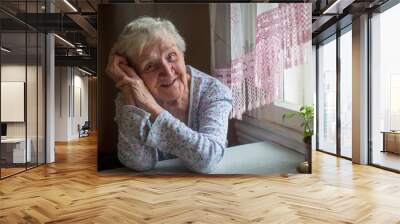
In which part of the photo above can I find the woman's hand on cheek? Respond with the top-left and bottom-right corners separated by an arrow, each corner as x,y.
105,54 -> 129,83
120,84 -> 136,105
118,64 -> 164,120
105,54 -> 135,105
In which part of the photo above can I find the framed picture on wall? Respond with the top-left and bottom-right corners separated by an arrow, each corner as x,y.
1,81 -> 25,122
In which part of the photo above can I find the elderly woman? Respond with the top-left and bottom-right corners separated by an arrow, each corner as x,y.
106,17 -> 232,174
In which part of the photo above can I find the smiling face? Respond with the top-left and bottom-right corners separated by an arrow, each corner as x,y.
132,36 -> 189,103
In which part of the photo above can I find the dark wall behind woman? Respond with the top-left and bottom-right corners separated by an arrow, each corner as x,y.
97,4 -> 211,171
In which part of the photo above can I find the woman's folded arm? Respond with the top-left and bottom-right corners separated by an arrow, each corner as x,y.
114,94 -> 157,171
144,88 -> 232,174
114,82 -> 233,174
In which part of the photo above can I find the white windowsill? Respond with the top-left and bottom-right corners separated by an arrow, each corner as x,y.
273,100 -> 302,112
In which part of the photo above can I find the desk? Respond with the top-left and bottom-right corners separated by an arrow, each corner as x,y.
103,141 -> 305,175
1,138 -> 31,163
382,131 -> 400,154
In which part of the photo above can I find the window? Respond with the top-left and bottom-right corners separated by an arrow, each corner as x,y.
390,74 -> 400,130
317,36 -> 337,155
340,28 -> 352,158
275,40 -> 313,110
370,2 -> 400,171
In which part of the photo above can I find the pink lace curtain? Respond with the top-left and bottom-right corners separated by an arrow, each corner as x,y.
211,3 -> 312,119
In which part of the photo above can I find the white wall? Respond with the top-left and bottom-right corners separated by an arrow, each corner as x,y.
55,67 -> 89,141
1,66 -> 26,137
1,65 -> 40,137
55,66 -> 69,141
71,72 -> 89,138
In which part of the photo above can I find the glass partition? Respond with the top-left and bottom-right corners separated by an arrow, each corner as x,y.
38,32 -> 45,165
26,0 -> 42,169
1,31 -> 28,177
0,1 -> 46,179
27,30 -> 38,169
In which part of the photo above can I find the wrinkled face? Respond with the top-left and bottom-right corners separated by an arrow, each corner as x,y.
133,38 -> 188,103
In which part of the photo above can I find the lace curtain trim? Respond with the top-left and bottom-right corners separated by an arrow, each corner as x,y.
214,4 -> 311,119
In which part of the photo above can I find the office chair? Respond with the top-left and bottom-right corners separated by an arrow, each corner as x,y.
79,121 -> 90,138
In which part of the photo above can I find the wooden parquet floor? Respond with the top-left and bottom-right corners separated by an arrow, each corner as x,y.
1,134 -> 400,224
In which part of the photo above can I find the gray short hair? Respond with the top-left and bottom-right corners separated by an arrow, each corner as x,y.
111,17 -> 186,63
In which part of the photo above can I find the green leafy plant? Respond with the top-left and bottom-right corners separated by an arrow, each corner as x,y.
282,105 -> 314,138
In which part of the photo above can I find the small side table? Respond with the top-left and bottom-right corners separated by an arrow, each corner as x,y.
381,131 -> 400,154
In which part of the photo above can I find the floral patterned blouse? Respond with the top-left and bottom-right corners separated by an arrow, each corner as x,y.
114,65 -> 233,174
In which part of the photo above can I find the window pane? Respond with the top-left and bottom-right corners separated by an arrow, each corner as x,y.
371,3 -> 400,171
340,29 -> 352,158
318,37 -> 337,154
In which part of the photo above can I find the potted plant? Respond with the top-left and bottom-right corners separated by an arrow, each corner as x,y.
282,105 -> 314,173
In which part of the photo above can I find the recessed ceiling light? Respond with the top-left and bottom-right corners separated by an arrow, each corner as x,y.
77,67 -> 93,76
54,34 -> 75,48
63,0 -> 78,12
1,47 -> 11,53
322,0 -> 354,14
